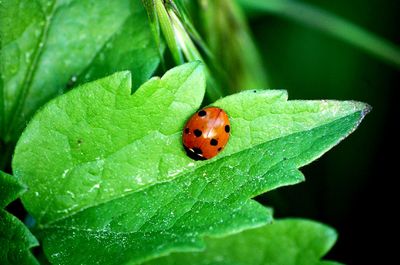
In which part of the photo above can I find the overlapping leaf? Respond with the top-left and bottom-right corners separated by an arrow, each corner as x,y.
144,219 -> 343,265
0,171 -> 39,265
13,62 -> 369,264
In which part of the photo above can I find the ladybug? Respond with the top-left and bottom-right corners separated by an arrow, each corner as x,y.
182,107 -> 231,160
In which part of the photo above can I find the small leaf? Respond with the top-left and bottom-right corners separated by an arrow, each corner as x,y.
143,219 -> 343,265
13,63 -> 369,264
0,0 -> 160,143
0,171 -> 39,265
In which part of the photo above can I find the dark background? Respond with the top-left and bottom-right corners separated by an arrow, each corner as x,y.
249,0 -> 398,264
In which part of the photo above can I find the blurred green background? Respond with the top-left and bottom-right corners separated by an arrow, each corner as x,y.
244,0 -> 398,264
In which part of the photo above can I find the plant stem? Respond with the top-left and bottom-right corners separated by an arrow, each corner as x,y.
239,0 -> 400,68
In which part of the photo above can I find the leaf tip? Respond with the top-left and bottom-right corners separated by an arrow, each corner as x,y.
349,101 -> 372,117
182,60 -> 204,73
361,103 -> 372,118
161,61 -> 206,93
163,61 -> 204,77
352,101 -> 372,130
117,70 -> 132,85
118,70 -> 132,78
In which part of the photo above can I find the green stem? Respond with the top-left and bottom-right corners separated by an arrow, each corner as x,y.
155,0 -> 184,64
141,0 -> 166,70
239,0 -> 400,68
166,2 -> 224,101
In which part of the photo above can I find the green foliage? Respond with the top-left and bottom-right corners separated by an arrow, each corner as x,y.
0,0 -> 160,143
12,63 -> 368,264
144,219 -> 343,265
0,171 -> 39,265
1,0 -> 383,263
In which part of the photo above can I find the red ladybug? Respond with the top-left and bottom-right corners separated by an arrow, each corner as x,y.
182,107 -> 231,160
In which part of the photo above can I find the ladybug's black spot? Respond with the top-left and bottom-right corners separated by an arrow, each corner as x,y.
210,139 -> 218,146
225,125 -> 230,133
184,128 -> 190,134
218,147 -> 222,152
184,145 -> 206,161
198,110 -> 206,117
194,129 -> 202,137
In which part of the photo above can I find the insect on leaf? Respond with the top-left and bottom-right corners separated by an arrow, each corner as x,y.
13,62 -> 369,264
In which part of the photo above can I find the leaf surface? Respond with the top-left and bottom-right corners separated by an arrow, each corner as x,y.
12,62 -> 369,264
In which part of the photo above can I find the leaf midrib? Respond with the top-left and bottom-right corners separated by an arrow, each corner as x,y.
37,109 -> 363,228
4,0 -> 58,141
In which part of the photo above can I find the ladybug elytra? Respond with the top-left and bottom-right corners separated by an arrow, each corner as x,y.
182,107 -> 231,160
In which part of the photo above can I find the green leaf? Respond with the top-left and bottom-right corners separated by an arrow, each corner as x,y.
0,211 -> 39,265
143,219 -> 343,265
0,171 -> 39,265
0,0 -> 160,143
12,62 -> 369,264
